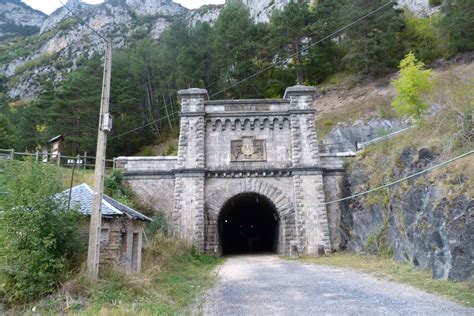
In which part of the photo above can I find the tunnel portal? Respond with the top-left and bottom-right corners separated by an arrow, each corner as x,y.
218,193 -> 279,255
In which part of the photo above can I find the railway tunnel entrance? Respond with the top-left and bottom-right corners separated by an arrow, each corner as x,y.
218,193 -> 280,255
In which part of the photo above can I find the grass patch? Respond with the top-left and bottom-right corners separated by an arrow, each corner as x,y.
78,234 -> 221,315
296,253 -> 474,307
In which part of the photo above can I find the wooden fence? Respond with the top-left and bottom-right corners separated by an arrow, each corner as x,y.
0,149 -> 117,170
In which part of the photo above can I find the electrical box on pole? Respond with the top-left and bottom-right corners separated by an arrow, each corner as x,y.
87,40 -> 112,279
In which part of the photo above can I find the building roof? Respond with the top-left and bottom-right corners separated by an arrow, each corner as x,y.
61,183 -> 152,222
48,135 -> 64,143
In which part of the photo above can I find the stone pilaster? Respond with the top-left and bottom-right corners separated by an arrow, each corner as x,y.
285,85 -> 331,254
173,89 -> 208,251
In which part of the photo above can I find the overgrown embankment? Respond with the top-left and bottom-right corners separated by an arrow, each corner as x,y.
337,66 -> 473,282
1,233 -> 220,315
0,160 -> 221,315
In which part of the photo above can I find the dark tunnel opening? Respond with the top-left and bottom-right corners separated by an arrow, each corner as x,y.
218,193 -> 279,255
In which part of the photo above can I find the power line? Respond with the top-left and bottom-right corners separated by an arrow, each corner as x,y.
209,0 -> 394,98
59,0 -> 107,42
109,111 -> 180,140
204,0 -> 379,91
323,150 -> 474,205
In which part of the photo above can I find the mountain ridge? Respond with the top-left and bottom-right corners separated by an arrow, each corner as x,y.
0,0 -> 47,40
0,0 -> 439,100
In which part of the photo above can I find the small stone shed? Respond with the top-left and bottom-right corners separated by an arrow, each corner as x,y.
64,183 -> 152,273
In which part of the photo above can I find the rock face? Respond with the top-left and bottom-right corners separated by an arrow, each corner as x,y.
0,0 -> 46,39
233,0 -> 291,23
233,0 -> 436,23
319,118 -> 411,153
341,147 -> 473,281
188,5 -> 222,27
397,0 -> 440,16
40,0 -> 93,34
126,0 -> 187,16
3,0 -> 138,100
1,0 -> 227,100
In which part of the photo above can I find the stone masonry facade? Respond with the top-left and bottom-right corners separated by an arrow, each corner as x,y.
117,86 -> 345,256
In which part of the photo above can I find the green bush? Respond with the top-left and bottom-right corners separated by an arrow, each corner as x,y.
104,170 -> 136,207
391,52 -> 433,121
429,0 -> 442,7
402,11 -> 442,63
146,211 -> 170,237
0,161 -> 84,304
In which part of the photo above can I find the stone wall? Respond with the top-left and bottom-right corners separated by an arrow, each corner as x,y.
116,157 -> 176,220
83,217 -> 145,273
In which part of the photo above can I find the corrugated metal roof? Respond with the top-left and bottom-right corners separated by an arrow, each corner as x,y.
61,183 -> 152,222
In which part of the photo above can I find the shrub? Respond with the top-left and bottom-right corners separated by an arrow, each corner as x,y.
0,161 -> 84,304
146,211 -> 170,237
402,11 -> 442,63
104,169 -> 135,207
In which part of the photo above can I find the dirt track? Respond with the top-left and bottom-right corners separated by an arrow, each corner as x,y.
202,255 -> 473,316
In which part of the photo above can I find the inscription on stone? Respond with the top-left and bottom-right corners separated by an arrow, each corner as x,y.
231,136 -> 266,161
224,104 -> 271,112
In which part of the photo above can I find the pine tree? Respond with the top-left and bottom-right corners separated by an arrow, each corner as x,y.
269,0 -> 316,84
0,113 -> 13,148
438,0 -> 474,53
213,2 -> 259,98
342,0 -> 405,75
16,78 -> 57,151
48,55 -> 102,155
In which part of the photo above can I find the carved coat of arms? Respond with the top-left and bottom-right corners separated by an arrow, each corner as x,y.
231,136 -> 266,161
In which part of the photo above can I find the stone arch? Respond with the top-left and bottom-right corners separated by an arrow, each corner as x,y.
205,179 -> 295,255
243,119 -> 251,130
224,119 -> 232,130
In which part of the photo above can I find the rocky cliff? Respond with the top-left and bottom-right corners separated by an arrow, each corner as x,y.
228,0 -> 437,23
0,0 -> 222,100
340,147 -> 473,281
318,57 -> 473,282
0,0 -> 47,40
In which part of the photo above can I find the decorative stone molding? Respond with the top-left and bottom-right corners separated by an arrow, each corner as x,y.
206,178 -> 294,218
231,136 -> 266,162
205,117 -> 290,131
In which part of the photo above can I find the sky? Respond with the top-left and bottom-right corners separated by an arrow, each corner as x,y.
22,0 -> 225,15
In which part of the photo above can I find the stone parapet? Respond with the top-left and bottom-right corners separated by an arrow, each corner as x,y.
115,156 -> 177,171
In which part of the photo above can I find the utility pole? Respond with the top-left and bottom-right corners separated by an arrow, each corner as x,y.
87,40 -> 113,279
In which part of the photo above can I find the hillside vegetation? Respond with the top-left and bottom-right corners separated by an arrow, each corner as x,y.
0,0 -> 472,158
337,56 -> 473,282
0,160 -> 220,313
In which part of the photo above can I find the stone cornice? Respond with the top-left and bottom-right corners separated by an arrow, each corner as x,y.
122,166 -> 345,179
205,99 -> 288,105
179,112 -> 206,117
288,109 -> 316,115
205,111 -> 290,118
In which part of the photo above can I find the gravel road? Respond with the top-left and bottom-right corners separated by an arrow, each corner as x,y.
202,255 -> 473,316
